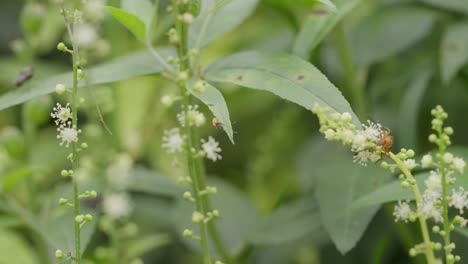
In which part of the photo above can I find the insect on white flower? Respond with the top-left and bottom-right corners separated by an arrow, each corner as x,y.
162,128 -> 185,153
201,136 -> 222,162
393,200 -> 412,222
51,103 -> 72,125
56,122 -> 81,148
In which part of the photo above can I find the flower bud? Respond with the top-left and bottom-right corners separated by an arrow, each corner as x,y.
55,250 -> 64,259
55,84 -> 66,94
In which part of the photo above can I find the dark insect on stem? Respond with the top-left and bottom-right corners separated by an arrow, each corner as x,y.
13,66 -> 34,87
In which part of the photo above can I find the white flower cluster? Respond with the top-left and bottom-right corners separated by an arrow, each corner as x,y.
51,102 -> 81,147
162,103 -> 223,162
312,104 -> 386,166
103,192 -> 132,219
177,105 -> 206,127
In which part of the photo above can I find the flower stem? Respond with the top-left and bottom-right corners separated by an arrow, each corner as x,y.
174,4 -> 211,264
436,129 -> 451,261
61,7 -> 81,263
389,152 -> 435,264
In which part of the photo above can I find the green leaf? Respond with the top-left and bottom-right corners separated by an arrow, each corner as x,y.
350,6 -> 436,65
121,0 -> 153,27
172,177 -> 259,255
8,178 -> 100,255
126,234 -> 171,259
0,49 -> 174,111
106,6 -> 146,42
125,167 -> 183,197
248,196 -> 322,245
398,69 -> 432,149
421,0 -> 468,15
205,51 -> 361,127
440,20 -> 468,84
293,0 -> 359,59
298,139 -> 388,254
317,0 -> 337,11
0,229 -> 38,264
2,167 -> 44,192
186,78 -> 234,143
189,0 -> 260,48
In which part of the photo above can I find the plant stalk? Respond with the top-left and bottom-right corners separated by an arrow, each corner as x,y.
389,152 -> 435,264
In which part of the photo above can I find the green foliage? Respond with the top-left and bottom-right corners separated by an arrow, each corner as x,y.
293,0 -> 359,59
186,78 -> 234,143
106,6 -> 147,42
440,20 -> 468,84
205,51 -> 361,127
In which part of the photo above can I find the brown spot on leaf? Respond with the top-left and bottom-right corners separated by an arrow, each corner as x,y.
311,9 -> 329,16
297,75 -> 305,81
236,75 -> 243,81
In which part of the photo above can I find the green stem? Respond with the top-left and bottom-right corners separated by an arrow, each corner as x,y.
62,7 -> 81,263
389,152 -> 435,264
174,3 -> 211,264
333,24 -> 366,119
436,129 -> 451,262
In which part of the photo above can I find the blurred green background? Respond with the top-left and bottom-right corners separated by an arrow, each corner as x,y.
1,0 -> 468,263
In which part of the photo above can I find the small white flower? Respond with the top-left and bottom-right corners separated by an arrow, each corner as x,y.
353,150 -> 371,166
420,198 -> 443,222
425,170 -> 442,192
161,95 -> 174,106
404,159 -> 417,170
177,105 -> 205,127
74,23 -> 98,48
201,136 -> 222,162
340,129 -> 354,144
393,200 -> 412,222
341,112 -> 352,122
352,134 -> 366,151
362,120 -> 383,143
55,84 -> 66,94
324,129 -> 335,140
443,153 -> 454,163
162,128 -> 185,153
103,192 -> 132,219
51,103 -> 72,125
421,154 -> 433,168
453,157 -> 466,174
182,13 -> 195,24
56,122 -> 81,148
449,187 -> 468,214
194,112 -> 206,127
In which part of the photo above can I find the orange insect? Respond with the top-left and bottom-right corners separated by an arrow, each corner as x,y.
378,129 -> 393,155
212,118 -> 223,130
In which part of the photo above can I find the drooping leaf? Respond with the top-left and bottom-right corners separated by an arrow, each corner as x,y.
172,177 -> 259,255
298,139 -> 388,254
106,6 -> 146,42
398,69 -> 432,149
121,0 -> 154,27
440,20 -> 468,84
125,167 -> 183,197
420,0 -> 468,15
350,6 -> 436,65
248,196 -> 322,245
293,0 -> 359,59
186,78 -> 234,143
0,48 -> 174,111
205,51 -> 361,127
189,0 -> 260,48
